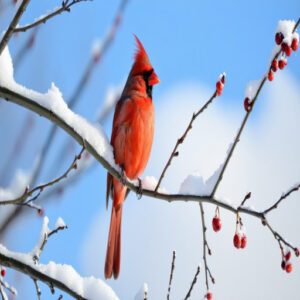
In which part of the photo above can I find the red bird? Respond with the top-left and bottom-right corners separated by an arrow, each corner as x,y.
105,36 -> 159,279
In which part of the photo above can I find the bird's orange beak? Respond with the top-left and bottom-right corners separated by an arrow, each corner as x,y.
148,70 -> 160,86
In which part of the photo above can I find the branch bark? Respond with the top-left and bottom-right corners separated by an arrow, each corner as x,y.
0,0 -> 31,55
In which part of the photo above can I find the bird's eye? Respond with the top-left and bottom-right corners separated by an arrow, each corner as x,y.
143,68 -> 154,79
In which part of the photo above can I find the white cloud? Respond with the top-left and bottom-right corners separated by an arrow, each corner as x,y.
82,72 -> 300,300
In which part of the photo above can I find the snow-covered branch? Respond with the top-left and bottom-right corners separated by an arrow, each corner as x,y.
0,217 -> 118,299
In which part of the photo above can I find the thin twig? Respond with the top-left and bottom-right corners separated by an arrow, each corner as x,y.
199,203 -> 214,291
183,265 -> 200,300
33,279 -> 41,300
38,225 -> 68,259
0,147 -> 84,206
166,250 -> 176,300
210,18 -> 300,198
155,90 -> 218,192
263,182 -> 300,214
0,283 -> 6,300
0,279 -> 17,297
263,217 -> 297,252
14,0 -> 90,33
238,192 -> 252,209
0,0 -> 31,55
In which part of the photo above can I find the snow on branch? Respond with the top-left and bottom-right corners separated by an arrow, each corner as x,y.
0,217 -> 118,300
13,0 -> 91,33
0,44 -> 296,221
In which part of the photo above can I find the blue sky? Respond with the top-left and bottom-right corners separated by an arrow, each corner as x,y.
0,0 -> 300,299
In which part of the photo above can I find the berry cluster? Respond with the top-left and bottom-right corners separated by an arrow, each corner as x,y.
281,248 -> 300,274
206,291 -> 213,300
216,73 -> 226,96
268,30 -> 299,81
212,207 -> 221,233
0,267 -> 6,277
233,214 -> 247,249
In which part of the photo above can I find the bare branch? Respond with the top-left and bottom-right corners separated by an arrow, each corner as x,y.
199,203 -> 214,291
0,147 -> 84,206
0,283 -> 7,300
33,279 -> 41,300
262,217 -> 297,253
13,0 -> 91,33
0,278 -> 17,297
0,0 -> 31,55
166,250 -> 176,300
183,265 -> 200,300
263,182 -> 300,214
155,89 -> 219,192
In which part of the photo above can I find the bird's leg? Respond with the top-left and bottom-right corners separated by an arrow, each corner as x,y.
136,178 -> 143,199
120,166 -> 126,185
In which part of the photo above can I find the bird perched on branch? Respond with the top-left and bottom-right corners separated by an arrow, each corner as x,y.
105,35 -> 160,279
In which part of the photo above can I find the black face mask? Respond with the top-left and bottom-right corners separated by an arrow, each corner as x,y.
143,69 -> 154,98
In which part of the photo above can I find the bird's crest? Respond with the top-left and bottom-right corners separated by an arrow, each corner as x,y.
132,35 -> 152,74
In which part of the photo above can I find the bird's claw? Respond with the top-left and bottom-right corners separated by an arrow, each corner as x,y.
136,178 -> 143,199
120,167 -> 126,185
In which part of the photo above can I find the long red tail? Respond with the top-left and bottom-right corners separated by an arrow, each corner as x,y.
105,205 -> 122,279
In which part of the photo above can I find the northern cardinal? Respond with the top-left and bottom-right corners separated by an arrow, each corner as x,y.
105,36 -> 160,279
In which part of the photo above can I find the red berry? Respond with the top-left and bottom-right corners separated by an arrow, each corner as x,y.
278,59 -> 287,70
281,260 -> 286,270
216,89 -> 222,96
206,292 -> 213,300
0,268 -> 6,277
233,233 -> 241,249
216,81 -> 223,93
241,234 -> 247,249
271,59 -> 278,72
291,38 -> 298,51
244,97 -> 251,112
212,217 -> 222,232
37,208 -> 44,217
268,70 -> 274,81
282,42 -> 292,56
285,263 -> 293,273
285,251 -> 292,261
295,248 -> 300,257
275,32 -> 284,45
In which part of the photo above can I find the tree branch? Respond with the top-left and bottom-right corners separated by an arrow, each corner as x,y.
0,147 -> 84,206
210,18 -> 300,197
166,250 -> 176,300
0,0 -> 31,55
183,265 -> 200,300
155,87 -> 219,192
263,182 -> 300,214
199,203 -> 214,292
13,0 -> 90,33
0,250 -> 87,300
